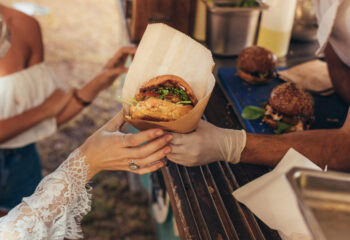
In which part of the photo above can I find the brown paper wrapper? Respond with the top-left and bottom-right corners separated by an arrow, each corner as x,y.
278,60 -> 334,96
122,23 -> 215,133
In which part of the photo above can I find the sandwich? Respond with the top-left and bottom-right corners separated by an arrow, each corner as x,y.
237,46 -> 277,84
264,82 -> 315,132
128,75 -> 198,121
242,82 -> 315,133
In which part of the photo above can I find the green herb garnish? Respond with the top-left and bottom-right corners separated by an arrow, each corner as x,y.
155,86 -> 190,102
176,101 -> 192,105
117,96 -> 135,106
241,106 -> 266,120
274,121 -> 291,134
239,0 -> 259,7
259,72 -> 269,79
129,96 -> 138,104
173,88 -> 190,101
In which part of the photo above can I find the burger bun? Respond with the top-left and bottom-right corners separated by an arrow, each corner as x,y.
130,97 -> 193,122
269,82 -> 314,117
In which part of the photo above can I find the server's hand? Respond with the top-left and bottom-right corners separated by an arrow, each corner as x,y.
167,120 -> 246,167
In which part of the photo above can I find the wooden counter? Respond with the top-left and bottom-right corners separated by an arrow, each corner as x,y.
161,41 -> 319,240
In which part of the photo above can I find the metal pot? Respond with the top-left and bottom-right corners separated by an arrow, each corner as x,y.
204,0 -> 267,56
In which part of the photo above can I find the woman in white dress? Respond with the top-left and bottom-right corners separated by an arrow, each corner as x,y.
0,111 -> 173,240
0,4 -> 136,215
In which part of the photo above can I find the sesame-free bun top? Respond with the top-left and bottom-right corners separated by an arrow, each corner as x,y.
238,46 -> 277,73
139,75 -> 198,105
269,82 -> 314,116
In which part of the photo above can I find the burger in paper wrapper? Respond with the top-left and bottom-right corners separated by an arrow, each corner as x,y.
130,75 -> 198,122
122,23 -> 215,133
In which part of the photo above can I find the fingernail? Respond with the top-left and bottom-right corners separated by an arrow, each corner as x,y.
164,147 -> 171,154
155,130 -> 163,137
165,135 -> 173,142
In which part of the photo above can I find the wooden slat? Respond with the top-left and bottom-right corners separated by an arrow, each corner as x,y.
185,167 -> 230,239
208,162 -> 266,240
178,166 -> 212,239
201,165 -> 239,239
162,162 -> 202,240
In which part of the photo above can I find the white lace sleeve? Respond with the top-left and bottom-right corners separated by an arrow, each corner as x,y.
0,149 -> 91,240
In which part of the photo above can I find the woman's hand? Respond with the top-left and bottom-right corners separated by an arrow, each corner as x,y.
80,111 -> 172,180
41,89 -> 73,117
77,46 -> 137,102
95,46 -> 136,90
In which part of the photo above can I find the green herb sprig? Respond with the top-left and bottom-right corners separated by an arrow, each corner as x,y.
241,106 -> 266,120
116,96 -> 138,106
176,101 -> 192,105
274,121 -> 291,134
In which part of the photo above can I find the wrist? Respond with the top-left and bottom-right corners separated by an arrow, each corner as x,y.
38,102 -> 55,118
79,141 -> 100,180
80,76 -> 102,101
73,89 -> 93,107
221,129 -> 246,164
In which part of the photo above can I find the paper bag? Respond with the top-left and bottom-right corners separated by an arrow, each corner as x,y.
122,23 -> 215,133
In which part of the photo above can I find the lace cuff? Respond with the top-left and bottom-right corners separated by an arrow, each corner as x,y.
0,148 -> 92,240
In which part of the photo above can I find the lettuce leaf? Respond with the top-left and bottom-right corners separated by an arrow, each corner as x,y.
241,106 -> 266,120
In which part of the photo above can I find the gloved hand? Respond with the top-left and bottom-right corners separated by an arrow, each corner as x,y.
168,120 -> 246,167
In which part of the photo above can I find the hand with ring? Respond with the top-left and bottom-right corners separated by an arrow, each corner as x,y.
80,111 -> 172,180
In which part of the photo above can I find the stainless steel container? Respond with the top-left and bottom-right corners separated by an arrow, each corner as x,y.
204,1 -> 267,56
288,168 -> 350,240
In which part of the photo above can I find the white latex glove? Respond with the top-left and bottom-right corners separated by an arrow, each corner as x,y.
168,120 -> 246,166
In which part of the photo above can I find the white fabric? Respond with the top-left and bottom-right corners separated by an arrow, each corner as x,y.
314,0 -> 350,67
0,148 -> 91,240
0,62 -> 67,148
233,148 -> 321,240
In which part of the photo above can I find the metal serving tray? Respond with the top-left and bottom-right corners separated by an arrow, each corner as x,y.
287,168 -> 350,240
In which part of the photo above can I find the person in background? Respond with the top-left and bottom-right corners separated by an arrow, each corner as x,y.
167,0 -> 350,171
0,4 -> 135,215
0,111 -> 173,240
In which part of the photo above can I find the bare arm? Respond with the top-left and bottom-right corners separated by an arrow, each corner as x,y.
0,105 -> 51,143
241,114 -> 350,170
324,43 -> 350,104
56,46 -> 135,126
0,90 -> 72,144
26,17 -> 44,67
55,80 -> 100,126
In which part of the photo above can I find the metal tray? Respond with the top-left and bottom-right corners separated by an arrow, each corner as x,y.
287,168 -> 350,240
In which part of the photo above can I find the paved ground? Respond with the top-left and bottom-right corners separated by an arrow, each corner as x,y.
2,0 -> 156,239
